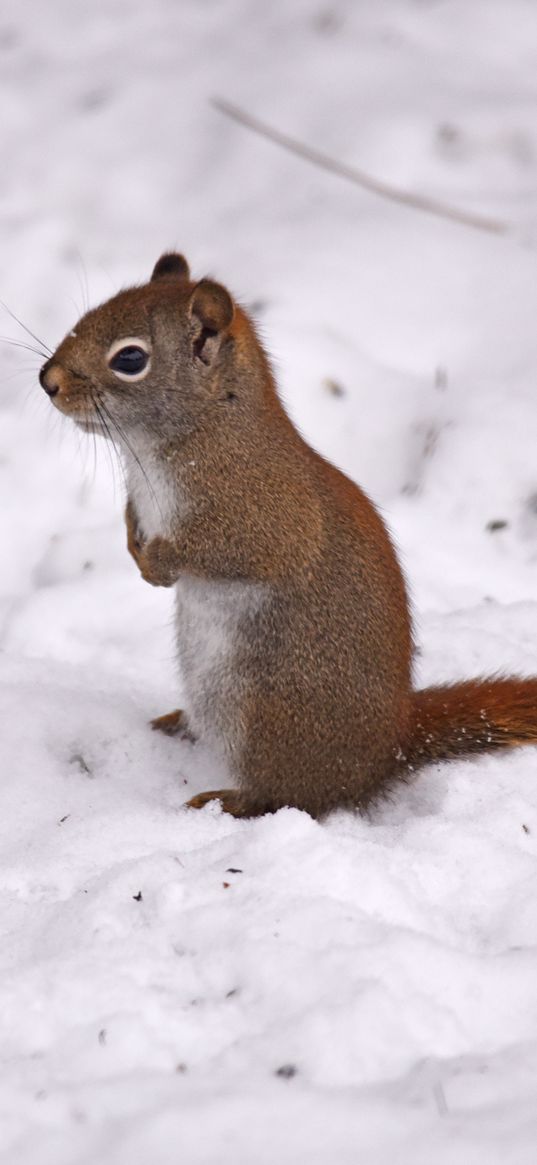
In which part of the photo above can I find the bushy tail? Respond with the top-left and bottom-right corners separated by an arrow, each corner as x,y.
405,677 -> 537,770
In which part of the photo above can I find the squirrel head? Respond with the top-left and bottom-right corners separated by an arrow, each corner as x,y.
39,253 -> 254,444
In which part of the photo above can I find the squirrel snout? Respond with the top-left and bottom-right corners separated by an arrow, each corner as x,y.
40,361 -> 65,399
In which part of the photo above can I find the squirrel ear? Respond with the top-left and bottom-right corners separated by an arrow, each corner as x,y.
151,253 -> 190,283
188,279 -> 234,366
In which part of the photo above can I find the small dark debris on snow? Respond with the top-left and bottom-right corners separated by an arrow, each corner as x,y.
422,423 -> 439,460
437,122 -> 460,145
275,1064 -> 297,1080
249,298 -> 268,316
133,891 -> 143,902
226,867 -> 243,874
322,376 -> 345,398
176,1063 -> 188,1074
78,87 -> 111,113
314,9 -> 341,35
522,823 -> 530,834
0,27 -> 18,51
70,752 -> 92,777
98,1029 -> 107,1046
83,560 -> 94,571
222,882 -> 230,889
486,519 -> 508,533
226,987 -> 239,999
434,365 -> 448,391
58,814 -> 70,825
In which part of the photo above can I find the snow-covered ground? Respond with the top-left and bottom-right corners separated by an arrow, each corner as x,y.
2,1 -> 537,1161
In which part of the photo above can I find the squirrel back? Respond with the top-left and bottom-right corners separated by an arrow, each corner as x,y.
39,252 -> 537,817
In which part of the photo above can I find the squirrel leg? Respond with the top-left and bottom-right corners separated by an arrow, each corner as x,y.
151,709 -> 196,742
185,788 -> 262,818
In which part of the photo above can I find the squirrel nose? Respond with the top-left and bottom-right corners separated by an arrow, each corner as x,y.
40,361 -> 64,398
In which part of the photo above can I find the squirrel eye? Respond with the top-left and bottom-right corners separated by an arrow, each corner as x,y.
107,338 -> 151,382
109,346 -> 148,376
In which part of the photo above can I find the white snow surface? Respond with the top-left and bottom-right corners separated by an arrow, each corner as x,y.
1,2 -> 537,1161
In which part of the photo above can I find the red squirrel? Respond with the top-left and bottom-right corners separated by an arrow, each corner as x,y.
39,252 -> 537,818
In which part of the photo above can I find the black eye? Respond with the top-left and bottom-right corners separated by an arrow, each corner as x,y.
109,345 -> 149,376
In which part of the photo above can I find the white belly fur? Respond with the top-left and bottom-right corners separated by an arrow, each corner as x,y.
175,574 -> 267,750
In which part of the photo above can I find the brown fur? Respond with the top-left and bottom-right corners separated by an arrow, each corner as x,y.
39,253 -> 537,818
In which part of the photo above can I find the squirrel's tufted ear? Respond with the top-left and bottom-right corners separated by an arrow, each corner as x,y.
151,253 -> 190,283
188,279 -> 235,366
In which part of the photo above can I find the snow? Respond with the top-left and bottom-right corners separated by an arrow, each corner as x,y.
1,0 -> 537,1160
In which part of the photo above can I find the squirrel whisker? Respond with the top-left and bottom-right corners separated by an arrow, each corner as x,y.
0,335 -> 49,360
0,301 -> 53,356
97,396 -> 163,518
92,397 -> 128,496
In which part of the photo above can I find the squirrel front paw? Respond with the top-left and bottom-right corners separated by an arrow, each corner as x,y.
138,536 -> 181,587
125,499 -> 145,566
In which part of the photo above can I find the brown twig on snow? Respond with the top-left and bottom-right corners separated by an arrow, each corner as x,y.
212,97 -> 509,238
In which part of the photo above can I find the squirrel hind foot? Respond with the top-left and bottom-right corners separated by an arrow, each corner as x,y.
185,788 -> 257,817
151,709 -> 197,742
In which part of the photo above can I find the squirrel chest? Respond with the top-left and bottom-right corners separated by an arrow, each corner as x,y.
124,444 -> 178,543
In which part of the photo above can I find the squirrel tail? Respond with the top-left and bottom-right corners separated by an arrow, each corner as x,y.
404,677 -> 537,770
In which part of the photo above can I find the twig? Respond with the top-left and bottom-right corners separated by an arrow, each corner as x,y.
212,98 -> 509,238
433,1081 -> 449,1117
